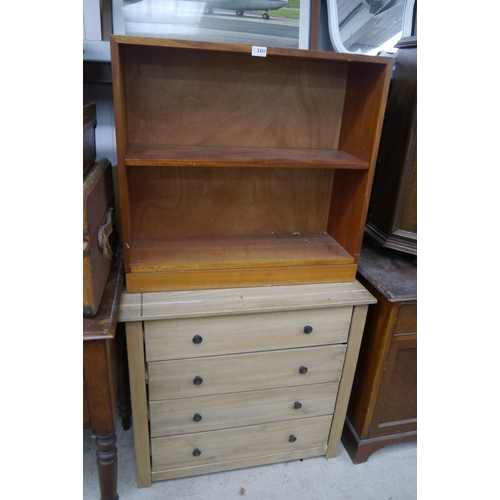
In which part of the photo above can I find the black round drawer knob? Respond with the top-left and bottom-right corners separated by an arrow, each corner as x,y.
293,401 -> 302,409
303,325 -> 313,334
193,413 -> 202,422
193,376 -> 203,385
192,335 -> 203,344
192,448 -> 201,457
289,435 -> 297,443
299,366 -> 308,375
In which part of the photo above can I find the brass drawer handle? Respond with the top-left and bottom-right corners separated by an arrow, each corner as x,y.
193,376 -> 203,385
192,335 -> 203,344
303,325 -> 313,334
293,401 -> 302,409
193,413 -> 202,422
289,435 -> 297,443
299,366 -> 308,375
193,448 -> 201,457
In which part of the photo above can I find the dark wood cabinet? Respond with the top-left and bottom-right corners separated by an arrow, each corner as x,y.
342,243 -> 416,463
365,36 -> 417,255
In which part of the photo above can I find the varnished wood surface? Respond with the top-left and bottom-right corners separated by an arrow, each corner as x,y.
149,382 -> 338,437
118,280 -> 376,322
151,415 -> 332,471
110,36 -> 392,290
124,263 -> 357,293
144,306 -> 352,361
343,244 -> 417,463
357,244 -> 417,302
129,167 -> 335,238
365,39 -> 417,255
122,44 -> 347,150
125,145 -> 369,169
83,253 -> 123,341
148,344 -> 346,401
130,233 -> 353,272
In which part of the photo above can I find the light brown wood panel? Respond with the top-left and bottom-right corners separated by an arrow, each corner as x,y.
130,233 -> 353,272
144,307 -> 352,361
118,280 -> 377,322
150,382 -> 338,437
129,167 -> 335,238
328,62 -> 393,261
125,263 -> 357,293
151,446 -> 327,482
123,44 -> 348,149
151,415 -> 333,471
147,345 -> 347,401
326,304 -> 368,458
125,321 -> 151,488
125,145 -> 369,169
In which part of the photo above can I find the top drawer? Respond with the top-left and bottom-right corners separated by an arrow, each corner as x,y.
144,307 -> 352,361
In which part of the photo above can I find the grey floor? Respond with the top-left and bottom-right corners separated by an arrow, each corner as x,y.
83,418 -> 417,499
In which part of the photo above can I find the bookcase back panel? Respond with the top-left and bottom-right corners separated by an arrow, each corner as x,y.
122,45 -> 348,150
129,166 -> 334,237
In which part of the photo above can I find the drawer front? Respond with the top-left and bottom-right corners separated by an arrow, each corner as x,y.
148,344 -> 347,401
144,307 -> 352,361
150,382 -> 339,437
394,302 -> 417,335
151,415 -> 332,471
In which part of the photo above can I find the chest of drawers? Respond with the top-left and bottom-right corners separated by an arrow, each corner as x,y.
118,281 -> 375,487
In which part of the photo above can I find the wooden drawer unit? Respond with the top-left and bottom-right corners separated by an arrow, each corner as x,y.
119,281 -> 375,487
342,244 -> 417,463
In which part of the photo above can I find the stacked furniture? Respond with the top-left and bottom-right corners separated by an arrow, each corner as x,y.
111,35 -> 392,487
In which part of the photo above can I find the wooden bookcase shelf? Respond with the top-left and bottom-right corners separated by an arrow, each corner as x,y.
110,36 -> 392,293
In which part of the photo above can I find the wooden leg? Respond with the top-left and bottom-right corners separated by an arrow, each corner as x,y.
117,351 -> 132,431
95,431 -> 119,500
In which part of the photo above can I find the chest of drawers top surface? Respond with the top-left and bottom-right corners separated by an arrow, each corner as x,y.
118,280 -> 376,323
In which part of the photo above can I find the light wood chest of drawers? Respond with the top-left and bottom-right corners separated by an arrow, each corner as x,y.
118,281 -> 375,487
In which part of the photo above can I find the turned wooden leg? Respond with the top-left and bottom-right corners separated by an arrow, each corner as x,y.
117,352 -> 131,431
95,431 -> 119,500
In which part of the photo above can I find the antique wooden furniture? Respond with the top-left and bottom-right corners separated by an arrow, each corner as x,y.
83,255 -> 131,500
342,243 -> 416,463
83,157 -> 117,317
110,36 -> 392,293
118,281 -> 376,486
365,36 -> 417,255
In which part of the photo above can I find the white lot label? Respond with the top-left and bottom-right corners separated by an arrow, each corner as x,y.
252,46 -> 267,57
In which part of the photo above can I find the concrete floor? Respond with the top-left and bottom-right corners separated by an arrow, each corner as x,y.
83,418 -> 417,499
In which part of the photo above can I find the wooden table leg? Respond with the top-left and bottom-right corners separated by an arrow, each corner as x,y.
96,431 -> 119,500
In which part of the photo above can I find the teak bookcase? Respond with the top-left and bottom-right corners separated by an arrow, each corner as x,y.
110,36 -> 392,293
